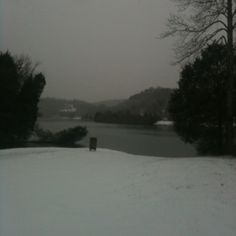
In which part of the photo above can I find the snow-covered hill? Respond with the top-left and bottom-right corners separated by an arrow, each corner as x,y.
0,148 -> 235,236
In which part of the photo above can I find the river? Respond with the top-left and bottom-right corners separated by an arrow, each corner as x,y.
38,119 -> 197,157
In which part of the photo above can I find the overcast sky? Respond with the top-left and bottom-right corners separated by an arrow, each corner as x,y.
2,0 -> 179,102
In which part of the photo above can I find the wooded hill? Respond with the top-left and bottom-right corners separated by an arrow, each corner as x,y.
94,87 -> 173,124
39,87 -> 173,124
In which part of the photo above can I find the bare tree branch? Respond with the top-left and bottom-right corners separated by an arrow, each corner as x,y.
162,0 -> 236,62
162,0 -> 236,154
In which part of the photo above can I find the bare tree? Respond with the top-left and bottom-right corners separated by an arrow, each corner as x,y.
162,0 -> 236,154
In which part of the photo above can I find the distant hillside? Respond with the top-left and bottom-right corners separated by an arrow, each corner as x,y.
39,98 -> 107,119
94,87 -> 173,125
114,87 -> 172,115
94,99 -> 125,108
39,87 -> 173,123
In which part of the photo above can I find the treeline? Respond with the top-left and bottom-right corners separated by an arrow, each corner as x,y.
39,87 -> 173,125
94,87 -> 172,125
94,111 -> 159,125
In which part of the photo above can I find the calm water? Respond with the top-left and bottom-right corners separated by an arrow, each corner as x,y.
39,119 -> 197,157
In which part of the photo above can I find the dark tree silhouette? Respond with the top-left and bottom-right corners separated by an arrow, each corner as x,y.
162,0 -> 236,154
169,44 -> 236,154
0,52 -> 46,148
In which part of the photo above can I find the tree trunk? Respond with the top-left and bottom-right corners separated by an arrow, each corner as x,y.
226,0 -> 234,155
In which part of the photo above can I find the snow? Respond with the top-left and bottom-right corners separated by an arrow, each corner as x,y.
155,120 -> 173,126
0,148 -> 236,236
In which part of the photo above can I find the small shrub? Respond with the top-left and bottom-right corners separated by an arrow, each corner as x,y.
55,126 -> 87,145
35,126 -> 87,146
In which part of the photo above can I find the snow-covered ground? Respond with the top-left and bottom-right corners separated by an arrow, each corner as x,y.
0,148 -> 236,236
155,120 -> 173,126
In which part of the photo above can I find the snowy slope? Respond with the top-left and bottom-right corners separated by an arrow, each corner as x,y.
0,148 -> 236,236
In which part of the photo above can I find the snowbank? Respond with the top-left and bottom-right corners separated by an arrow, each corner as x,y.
155,120 -> 173,126
0,148 -> 236,236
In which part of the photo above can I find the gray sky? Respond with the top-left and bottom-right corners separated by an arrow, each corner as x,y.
2,0 -> 178,102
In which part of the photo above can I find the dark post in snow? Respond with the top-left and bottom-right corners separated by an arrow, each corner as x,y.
89,137 -> 97,151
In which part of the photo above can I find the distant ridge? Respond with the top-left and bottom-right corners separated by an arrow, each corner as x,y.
39,87 -> 173,121
94,87 -> 173,125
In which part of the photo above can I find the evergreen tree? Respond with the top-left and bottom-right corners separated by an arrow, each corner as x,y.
163,0 -> 236,154
169,44 -> 235,154
0,52 -> 46,148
